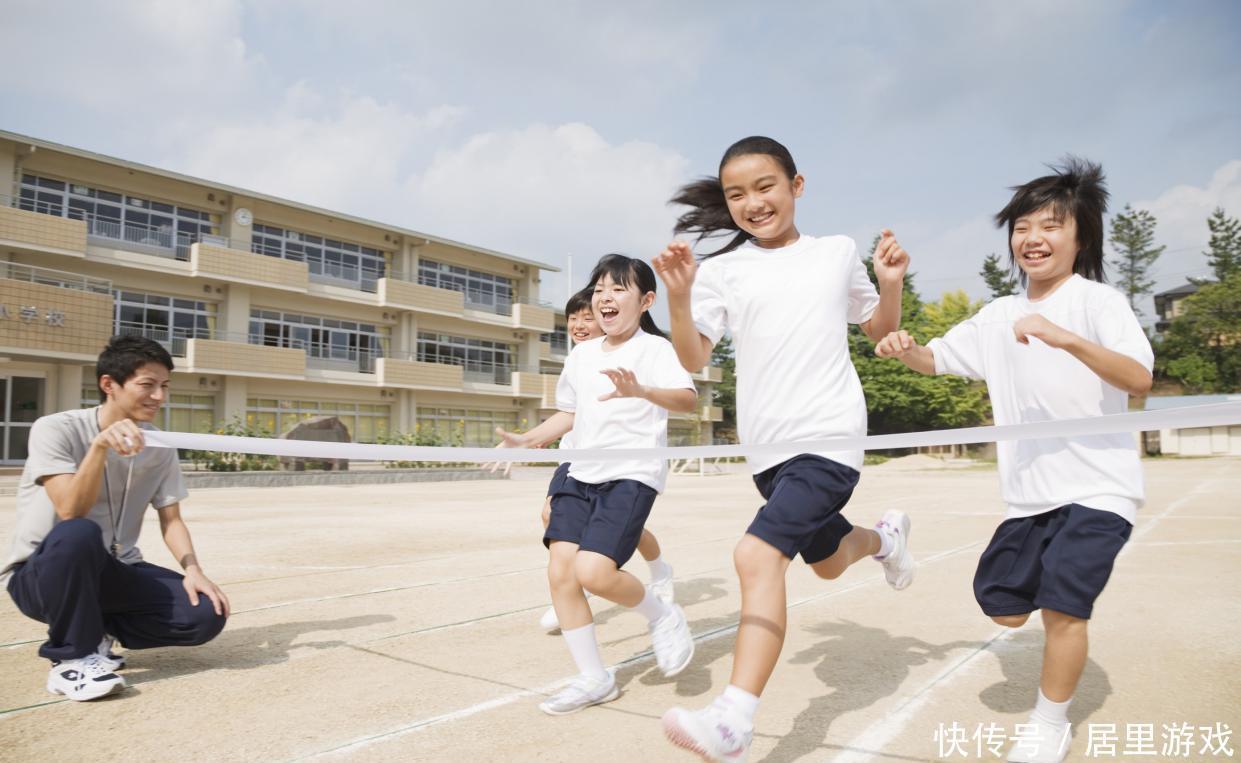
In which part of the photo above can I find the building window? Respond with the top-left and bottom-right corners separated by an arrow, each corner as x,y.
249,309 -> 386,374
19,174 -> 217,260
416,406 -> 517,447
246,398 -> 389,443
114,291 -> 215,356
417,258 -> 515,315
416,331 -> 514,384
251,223 -> 386,292
541,324 -> 569,355
80,385 -> 215,433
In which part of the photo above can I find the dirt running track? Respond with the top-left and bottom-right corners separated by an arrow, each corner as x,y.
1,457 -> 1237,762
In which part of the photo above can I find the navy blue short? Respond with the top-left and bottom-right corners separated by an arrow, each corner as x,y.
974,504 -> 1132,620
545,475 -> 657,566
546,463 -> 571,497
748,454 -> 859,564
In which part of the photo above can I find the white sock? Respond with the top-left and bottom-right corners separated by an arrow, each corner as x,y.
633,586 -> 671,624
561,623 -> 608,681
874,525 -> 894,559
717,684 -> 760,724
647,554 -> 672,582
1033,688 -> 1071,725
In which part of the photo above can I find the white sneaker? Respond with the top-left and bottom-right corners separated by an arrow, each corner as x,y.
96,635 -> 125,671
46,653 -> 126,701
651,567 -> 675,606
663,703 -> 753,762
538,592 -> 593,633
1008,717 -> 1071,762
650,602 -> 694,677
538,671 -> 619,715
539,606 -> 561,632
874,509 -> 915,590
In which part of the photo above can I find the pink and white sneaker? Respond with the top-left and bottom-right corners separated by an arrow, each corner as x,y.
662,703 -> 753,762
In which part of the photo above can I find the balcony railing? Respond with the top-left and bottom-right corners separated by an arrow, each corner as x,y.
305,260 -> 381,294
0,261 -> 112,294
112,321 -> 209,357
390,353 -> 541,386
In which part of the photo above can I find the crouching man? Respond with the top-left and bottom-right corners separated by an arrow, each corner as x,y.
3,335 -> 228,700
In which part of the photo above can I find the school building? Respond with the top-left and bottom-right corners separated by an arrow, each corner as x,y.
0,130 -> 719,464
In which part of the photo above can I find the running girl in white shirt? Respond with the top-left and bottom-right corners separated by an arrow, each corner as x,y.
652,135 -> 915,761
875,158 -> 1152,763
535,286 -> 676,633
497,254 -> 698,715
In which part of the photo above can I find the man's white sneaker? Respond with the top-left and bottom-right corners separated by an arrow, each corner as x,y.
663,703 -> 754,762
651,602 -> 694,677
874,509 -> 915,590
651,568 -> 675,606
46,653 -> 126,701
1007,717 -> 1071,762
538,671 -> 619,715
96,635 -> 125,671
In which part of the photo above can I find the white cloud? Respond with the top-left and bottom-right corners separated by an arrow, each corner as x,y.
1121,160 -> 1241,302
405,122 -> 691,296
169,85 -> 464,213
0,0 -> 263,121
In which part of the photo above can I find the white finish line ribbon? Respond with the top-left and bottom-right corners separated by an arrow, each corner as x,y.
143,403 -> 1241,463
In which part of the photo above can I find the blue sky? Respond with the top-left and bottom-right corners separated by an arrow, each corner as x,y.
2,0 -> 1239,322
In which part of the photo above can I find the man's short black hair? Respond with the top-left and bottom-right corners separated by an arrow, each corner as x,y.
94,335 -> 174,401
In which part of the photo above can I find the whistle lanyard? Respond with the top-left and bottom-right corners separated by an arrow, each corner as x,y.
102,457 -> 134,558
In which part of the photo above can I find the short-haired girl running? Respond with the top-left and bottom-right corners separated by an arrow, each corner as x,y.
498,254 -> 698,715
535,286 -> 676,633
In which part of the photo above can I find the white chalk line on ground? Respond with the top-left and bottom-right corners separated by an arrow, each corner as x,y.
826,476 -> 1222,763
287,539 -> 985,761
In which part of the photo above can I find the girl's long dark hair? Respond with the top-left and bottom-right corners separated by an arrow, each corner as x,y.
670,136 -> 799,258
587,254 -> 667,338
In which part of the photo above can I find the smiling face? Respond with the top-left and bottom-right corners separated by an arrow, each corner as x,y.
720,152 -> 804,249
566,307 -> 602,345
1011,204 -> 1080,293
100,362 -> 170,423
592,272 -> 654,342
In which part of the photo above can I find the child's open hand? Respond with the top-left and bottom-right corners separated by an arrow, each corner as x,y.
487,427 -> 538,475
872,229 -> 909,286
652,241 -> 697,298
875,330 -> 920,358
1013,314 -> 1073,349
598,368 -> 647,401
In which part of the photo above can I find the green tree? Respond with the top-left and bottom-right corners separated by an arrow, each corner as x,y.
851,251 -> 991,433
710,334 -> 737,440
980,252 -> 1017,300
1204,207 -> 1241,282
1155,274 -> 1241,393
1108,204 -> 1165,316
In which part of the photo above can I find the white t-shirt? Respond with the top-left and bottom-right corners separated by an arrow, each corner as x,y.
557,330 -> 695,492
927,275 -> 1154,523
2,407 -> 188,583
692,235 -> 881,474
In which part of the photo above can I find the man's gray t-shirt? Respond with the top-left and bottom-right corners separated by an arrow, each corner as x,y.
1,407 -> 187,583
